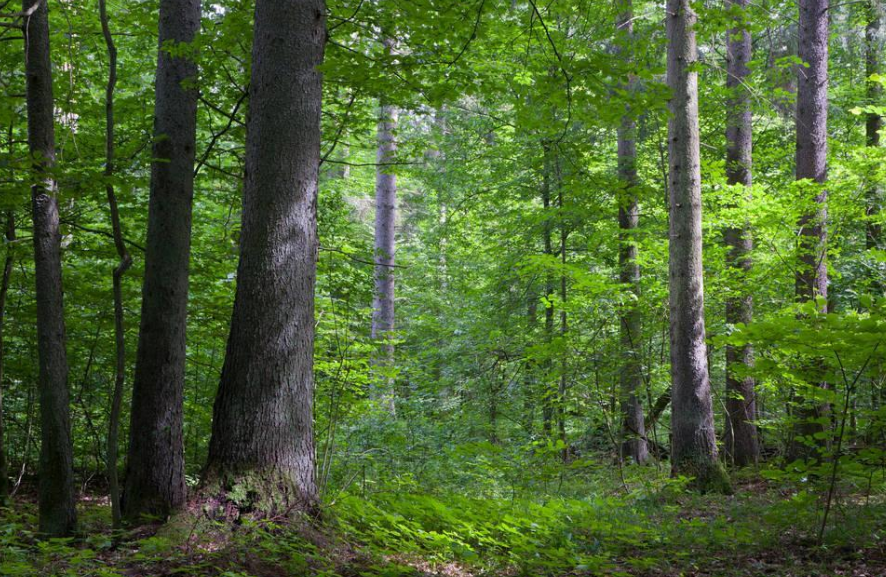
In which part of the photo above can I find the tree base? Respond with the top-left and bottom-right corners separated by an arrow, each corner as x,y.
197,466 -> 319,523
673,455 -> 733,494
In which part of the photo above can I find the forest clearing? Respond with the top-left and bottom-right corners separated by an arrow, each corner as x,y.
1,0 -> 886,574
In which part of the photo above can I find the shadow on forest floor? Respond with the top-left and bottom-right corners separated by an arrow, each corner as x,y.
1,473 -> 885,576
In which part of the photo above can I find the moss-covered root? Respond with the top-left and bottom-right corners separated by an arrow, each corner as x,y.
196,467 -> 319,523
673,455 -> 733,494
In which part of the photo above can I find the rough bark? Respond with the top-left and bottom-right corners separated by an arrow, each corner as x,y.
99,0 -> 133,529
666,0 -> 730,491
123,0 -> 200,523
23,0 -> 78,535
723,0 -> 760,467
0,212 -> 14,500
616,0 -> 649,465
204,0 -> 326,516
790,0 -> 830,461
371,94 -> 398,414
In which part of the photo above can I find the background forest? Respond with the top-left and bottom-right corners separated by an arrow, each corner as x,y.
1,0 -> 886,575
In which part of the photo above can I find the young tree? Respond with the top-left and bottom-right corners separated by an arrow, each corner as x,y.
790,0 -> 829,460
98,0 -> 133,529
23,0 -> 78,535
616,0 -> 649,465
372,92 -> 398,414
204,0 -> 326,514
666,0 -> 729,490
723,0 -> 760,466
866,0 -> 882,252
123,0 -> 200,522
0,211 -> 14,500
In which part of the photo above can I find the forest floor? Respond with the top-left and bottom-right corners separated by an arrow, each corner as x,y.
1,472 -> 885,577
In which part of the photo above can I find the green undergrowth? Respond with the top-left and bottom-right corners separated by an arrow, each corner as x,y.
2,469 -> 886,576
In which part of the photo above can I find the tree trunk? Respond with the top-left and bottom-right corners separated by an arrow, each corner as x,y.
0,212 -> 14,501
23,0 -> 78,535
99,0 -> 133,529
371,93 -> 398,414
541,144 -> 555,438
790,0 -> 830,461
723,0 -> 760,467
866,0 -> 882,252
616,0 -> 649,465
204,0 -> 326,516
666,0 -> 729,491
123,0 -> 200,523
558,158 -> 568,463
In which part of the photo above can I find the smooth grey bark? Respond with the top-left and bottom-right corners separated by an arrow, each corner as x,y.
790,0 -> 830,461
23,0 -> 78,535
0,211 -> 14,500
866,0 -> 883,252
371,99 -> 398,414
723,0 -> 760,467
666,0 -> 729,491
99,0 -> 132,529
616,0 -> 649,465
205,0 -> 326,514
123,0 -> 200,523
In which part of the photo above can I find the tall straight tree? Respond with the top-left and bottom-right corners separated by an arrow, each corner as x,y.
791,0 -> 829,459
866,0 -> 882,252
23,0 -> 78,535
0,212 -> 12,501
205,0 -> 326,514
616,0 -> 649,465
723,0 -> 760,466
666,0 -> 729,490
372,86 -> 398,414
123,0 -> 200,522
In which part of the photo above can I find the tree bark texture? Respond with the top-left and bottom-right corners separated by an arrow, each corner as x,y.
371,98 -> 398,414
723,0 -> 760,467
205,0 -> 326,515
667,0 -> 729,491
23,0 -> 78,535
866,0 -> 883,251
123,0 -> 200,523
790,0 -> 830,461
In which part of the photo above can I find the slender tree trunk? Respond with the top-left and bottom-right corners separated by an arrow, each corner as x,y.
557,157 -> 568,462
616,0 -> 649,465
99,0 -> 132,529
0,212 -> 14,500
123,0 -> 200,523
23,0 -> 78,535
371,93 -> 398,414
866,0 -> 883,252
204,0 -> 326,515
790,0 -> 830,461
666,0 -> 729,491
723,0 -> 760,467
523,286 -> 538,433
541,145 -> 555,438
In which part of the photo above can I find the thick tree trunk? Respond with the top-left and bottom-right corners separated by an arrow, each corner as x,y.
0,212 -> 14,500
866,0 -> 883,252
616,0 -> 649,465
123,0 -> 200,523
790,0 -> 830,461
723,0 -> 760,467
371,97 -> 398,414
99,0 -> 132,529
204,0 -> 326,516
23,0 -> 78,535
666,0 -> 729,491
